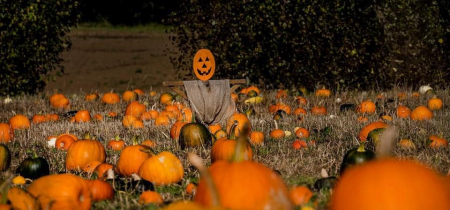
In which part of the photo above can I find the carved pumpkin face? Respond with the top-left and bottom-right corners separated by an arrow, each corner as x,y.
193,49 -> 215,81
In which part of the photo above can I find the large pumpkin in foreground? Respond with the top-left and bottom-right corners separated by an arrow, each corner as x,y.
331,158 -> 450,210
194,160 -> 293,209
28,174 -> 91,210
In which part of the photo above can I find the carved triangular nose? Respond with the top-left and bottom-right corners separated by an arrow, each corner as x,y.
202,64 -> 207,68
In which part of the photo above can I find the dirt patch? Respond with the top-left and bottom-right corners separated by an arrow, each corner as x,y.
45,30 -> 185,93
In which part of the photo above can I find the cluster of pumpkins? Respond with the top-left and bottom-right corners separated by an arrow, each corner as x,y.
0,84 -> 449,210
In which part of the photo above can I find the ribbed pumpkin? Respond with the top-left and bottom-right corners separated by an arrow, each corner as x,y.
339,144 -> 375,175
87,179 -> 114,202
32,114 -> 47,124
65,134 -> 106,171
125,101 -> 146,118
16,154 -> 50,180
311,106 -> 327,115
411,106 -> 433,121
101,92 -> 120,104
107,136 -> 126,151
7,187 -> 39,210
211,122 -> 253,163
270,120 -> 285,140
117,141 -> 153,177
179,122 -> 212,149
194,160 -> 293,209
138,151 -> 184,185
358,121 -> 387,142
226,113 -> 251,137
160,93 -> 174,105
330,158 -> 450,210
315,87 -> 331,97
94,163 -> 114,178
84,93 -> 99,101
28,174 -> 91,210
428,135 -> 448,148
250,131 -> 264,145
0,123 -> 13,143
9,114 -> 30,130
50,94 -> 70,109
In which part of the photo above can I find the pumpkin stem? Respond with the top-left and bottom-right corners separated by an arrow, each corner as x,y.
0,175 -> 13,204
232,123 -> 250,162
132,136 -> 139,145
228,121 -> 238,140
138,146 -> 156,156
115,135 -> 120,141
84,132 -> 91,140
357,143 -> 366,152
274,120 -> 279,130
188,153 -> 221,207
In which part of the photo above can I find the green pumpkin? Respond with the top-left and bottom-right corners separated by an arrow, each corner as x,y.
16,155 -> 50,180
179,123 -> 212,149
0,144 -> 11,172
339,144 -> 375,175
367,128 -> 386,145
246,90 -> 258,97
339,104 -> 356,113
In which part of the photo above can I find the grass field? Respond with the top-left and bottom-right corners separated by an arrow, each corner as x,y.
1,87 -> 449,209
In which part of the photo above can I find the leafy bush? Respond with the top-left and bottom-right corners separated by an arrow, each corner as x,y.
167,0 -> 449,90
0,0 -> 79,96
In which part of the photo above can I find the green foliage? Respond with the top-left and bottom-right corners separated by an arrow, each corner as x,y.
167,0 -> 449,90
0,0 -> 79,96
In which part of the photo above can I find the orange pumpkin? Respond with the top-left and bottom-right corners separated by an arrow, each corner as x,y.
311,106 -> 327,115
55,135 -> 77,150
50,94 -> 70,109
170,121 -> 188,141
134,88 -> 145,96
138,151 -> 184,185
125,101 -> 146,118
293,108 -> 307,116
194,161 -> 293,209
177,108 -> 193,122
83,161 -> 102,173
94,163 -> 114,178
356,100 -> 376,114
186,183 -> 197,195
28,174 -> 92,210
226,113 -> 251,137
358,121 -> 387,141
74,110 -> 91,123
0,123 -> 14,143
428,96 -> 443,110
107,136 -> 126,151
295,96 -> 308,106
32,114 -> 47,124
139,191 -> 164,205
122,115 -> 138,128
428,135 -> 448,148
7,187 -> 39,210
84,93 -> 99,101
9,114 -> 30,130
290,186 -> 314,206
330,158 -> 450,210
160,93 -> 174,105
357,116 -> 369,123
101,92 -> 120,104
315,87 -> 331,97
193,49 -> 216,81
276,89 -> 288,99
122,90 -> 137,102
141,140 -> 157,148
155,115 -> 170,126
411,106 -> 433,121
396,105 -> 411,118
231,92 -> 239,102
117,144 -> 152,177
208,124 -> 222,135
211,122 -> 253,163
65,136 -> 106,171
292,139 -> 308,150
93,114 -> 103,121
269,120 -> 285,140
250,131 -> 265,145
45,113 -> 59,122
295,127 -> 309,139
87,179 -> 114,202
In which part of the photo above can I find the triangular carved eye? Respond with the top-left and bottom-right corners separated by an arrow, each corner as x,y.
198,58 -> 203,62
205,57 -> 210,61
202,64 -> 207,68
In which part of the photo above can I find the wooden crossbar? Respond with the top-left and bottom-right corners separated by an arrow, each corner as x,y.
163,79 -> 246,100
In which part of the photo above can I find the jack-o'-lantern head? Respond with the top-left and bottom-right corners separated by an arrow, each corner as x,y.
193,49 -> 215,81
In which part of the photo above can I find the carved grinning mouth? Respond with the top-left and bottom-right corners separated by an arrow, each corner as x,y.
197,68 -> 211,76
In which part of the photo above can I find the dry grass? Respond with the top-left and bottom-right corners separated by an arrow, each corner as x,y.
1,87 -> 449,209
